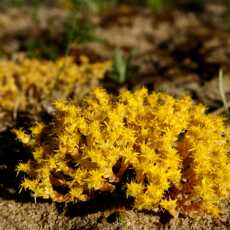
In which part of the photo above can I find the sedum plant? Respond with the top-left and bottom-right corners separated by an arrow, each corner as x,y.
15,88 -> 230,217
0,55 -> 111,113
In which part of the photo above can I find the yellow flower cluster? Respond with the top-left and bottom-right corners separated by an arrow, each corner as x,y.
0,56 -> 111,112
15,88 -> 230,217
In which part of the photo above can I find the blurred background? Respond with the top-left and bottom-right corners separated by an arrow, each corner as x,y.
0,0 -> 229,111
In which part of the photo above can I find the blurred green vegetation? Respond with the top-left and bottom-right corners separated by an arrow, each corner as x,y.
0,0 -> 206,59
63,15 -> 99,47
110,48 -> 138,85
24,16 -> 98,59
69,0 -> 174,12
0,0 -> 205,12
0,0 -> 41,7
68,0 -> 205,12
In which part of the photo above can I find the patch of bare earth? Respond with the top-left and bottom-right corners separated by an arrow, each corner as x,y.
0,199 -> 229,230
74,2 -> 230,110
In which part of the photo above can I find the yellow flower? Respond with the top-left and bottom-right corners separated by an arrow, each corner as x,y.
0,56 -> 111,113
16,162 -> 30,175
31,122 -> 44,136
127,182 -> 144,197
14,129 -> 30,144
160,199 -> 177,216
69,187 -> 87,201
15,88 -> 230,217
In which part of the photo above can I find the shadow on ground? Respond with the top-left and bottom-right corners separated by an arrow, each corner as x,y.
0,121 -> 173,227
